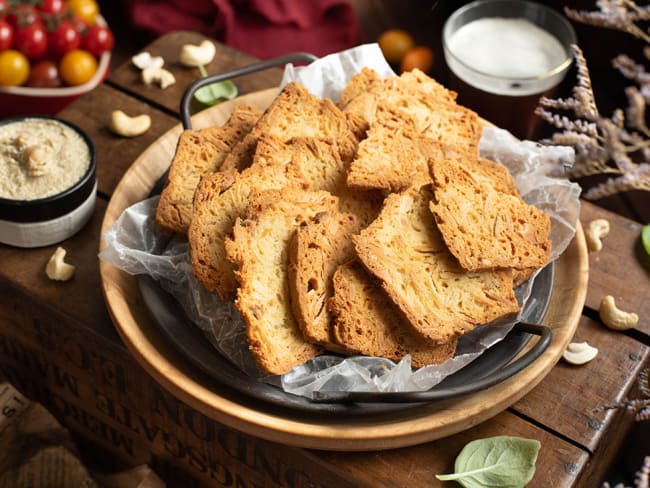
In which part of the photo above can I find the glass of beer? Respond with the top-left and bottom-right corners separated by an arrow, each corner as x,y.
443,0 -> 576,140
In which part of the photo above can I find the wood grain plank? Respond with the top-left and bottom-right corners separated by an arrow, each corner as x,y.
108,31 -> 282,115
0,198 -> 117,342
580,200 -> 650,338
512,315 -> 649,452
0,293 -> 359,488
623,190 -> 650,224
56,84 -> 179,197
316,410 -> 588,488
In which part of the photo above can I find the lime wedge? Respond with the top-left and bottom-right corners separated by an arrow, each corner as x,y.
194,80 -> 238,106
642,224 -> 650,256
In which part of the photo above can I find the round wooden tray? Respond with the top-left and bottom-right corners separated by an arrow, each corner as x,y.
99,88 -> 589,451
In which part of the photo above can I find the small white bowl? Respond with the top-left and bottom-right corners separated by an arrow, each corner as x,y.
0,116 -> 97,248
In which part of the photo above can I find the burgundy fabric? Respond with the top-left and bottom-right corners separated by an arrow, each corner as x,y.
126,0 -> 361,59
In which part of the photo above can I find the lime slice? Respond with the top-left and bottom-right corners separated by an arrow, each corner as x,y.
194,80 -> 238,106
642,224 -> 650,256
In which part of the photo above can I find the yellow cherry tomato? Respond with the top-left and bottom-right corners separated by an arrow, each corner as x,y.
378,29 -> 415,64
0,50 -> 30,86
59,49 -> 97,86
400,46 -> 435,74
69,0 -> 100,25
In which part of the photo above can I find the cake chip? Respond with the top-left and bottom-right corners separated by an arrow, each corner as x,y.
353,184 -> 520,343
428,146 -> 552,271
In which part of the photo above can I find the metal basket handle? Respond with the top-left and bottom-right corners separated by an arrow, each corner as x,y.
180,51 -> 319,129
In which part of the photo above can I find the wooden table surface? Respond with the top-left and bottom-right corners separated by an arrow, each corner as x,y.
1,31 -> 649,487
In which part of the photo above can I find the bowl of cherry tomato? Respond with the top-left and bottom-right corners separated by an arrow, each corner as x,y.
0,0 -> 113,117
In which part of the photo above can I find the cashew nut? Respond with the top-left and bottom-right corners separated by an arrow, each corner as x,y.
180,40 -> 216,67
599,295 -> 639,331
562,341 -> 599,365
109,110 -> 151,138
141,66 -> 176,89
46,247 -> 75,281
131,51 -> 165,70
586,218 -> 610,252
22,145 -> 52,177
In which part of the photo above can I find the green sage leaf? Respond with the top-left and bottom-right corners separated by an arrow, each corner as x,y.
193,80 -> 238,106
436,435 -> 541,488
642,224 -> 650,256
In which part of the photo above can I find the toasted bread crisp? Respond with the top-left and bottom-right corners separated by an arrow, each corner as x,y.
420,102 -> 482,153
428,147 -> 552,271
336,67 -> 382,110
155,105 -> 260,235
220,82 -> 357,172
329,261 -> 458,367
353,184 -> 519,344
346,107 -> 432,192
343,69 -> 457,137
345,69 -> 481,192
288,211 -> 361,348
225,189 -> 339,375
189,132 -> 357,301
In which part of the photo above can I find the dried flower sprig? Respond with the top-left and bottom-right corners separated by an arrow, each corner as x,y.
564,0 -> 650,43
594,366 -> 650,421
536,44 -> 650,199
602,456 -> 650,488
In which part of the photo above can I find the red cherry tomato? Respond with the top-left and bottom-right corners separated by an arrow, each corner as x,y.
81,24 -> 113,56
0,19 -> 14,51
14,23 -> 48,60
7,5 -> 42,28
0,0 -> 9,17
71,16 -> 89,36
26,59 -> 62,87
37,0 -> 67,15
48,20 -> 81,56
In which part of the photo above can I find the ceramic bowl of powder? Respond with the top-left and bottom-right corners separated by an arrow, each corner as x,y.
0,115 -> 96,248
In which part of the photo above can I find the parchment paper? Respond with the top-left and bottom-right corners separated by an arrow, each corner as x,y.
99,43 -> 580,398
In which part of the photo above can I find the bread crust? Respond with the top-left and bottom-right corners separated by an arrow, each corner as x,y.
220,82 -> 357,172
345,69 -> 482,192
329,261 -> 457,367
155,104 -> 260,235
353,184 -> 520,344
189,132 -> 359,300
288,211 -> 361,349
225,189 -> 339,375
428,146 -> 552,271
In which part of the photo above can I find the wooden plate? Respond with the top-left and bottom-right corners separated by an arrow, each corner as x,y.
99,88 -> 589,451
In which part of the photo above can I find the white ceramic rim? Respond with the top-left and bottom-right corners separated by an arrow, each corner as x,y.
0,180 -> 97,248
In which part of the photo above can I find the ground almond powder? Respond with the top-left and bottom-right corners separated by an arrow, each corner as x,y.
0,118 -> 90,201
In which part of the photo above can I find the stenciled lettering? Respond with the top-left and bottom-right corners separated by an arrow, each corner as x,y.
49,391 -> 135,456
0,334 -> 49,377
52,365 -> 80,398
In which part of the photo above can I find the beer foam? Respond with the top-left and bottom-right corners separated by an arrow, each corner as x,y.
448,17 -> 566,78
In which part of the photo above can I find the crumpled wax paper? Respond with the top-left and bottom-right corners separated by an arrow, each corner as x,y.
99,43 -> 581,398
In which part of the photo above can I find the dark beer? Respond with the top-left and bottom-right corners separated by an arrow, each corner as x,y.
448,69 -> 558,140
443,1 -> 576,140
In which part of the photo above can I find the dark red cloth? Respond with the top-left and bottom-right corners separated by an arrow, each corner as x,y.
125,0 -> 361,59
